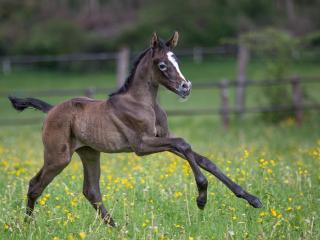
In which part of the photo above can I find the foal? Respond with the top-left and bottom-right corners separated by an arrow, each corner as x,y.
9,32 -> 262,226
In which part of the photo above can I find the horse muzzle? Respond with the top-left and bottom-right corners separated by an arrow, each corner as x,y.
177,80 -> 192,98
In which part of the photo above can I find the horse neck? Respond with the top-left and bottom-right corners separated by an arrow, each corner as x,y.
126,51 -> 159,106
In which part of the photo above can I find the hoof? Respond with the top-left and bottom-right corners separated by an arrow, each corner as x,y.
104,216 -> 116,227
108,220 -> 116,227
248,197 -> 263,208
196,197 -> 207,210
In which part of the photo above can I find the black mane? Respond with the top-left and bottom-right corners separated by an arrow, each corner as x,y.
109,40 -> 169,97
109,47 -> 151,97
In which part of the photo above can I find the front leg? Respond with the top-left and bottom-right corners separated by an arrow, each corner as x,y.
170,150 -> 263,208
194,152 -> 262,208
133,136 -> 208,209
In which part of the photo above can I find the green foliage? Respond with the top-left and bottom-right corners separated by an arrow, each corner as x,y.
240,28 -> 301,123
117,0 -> 277,49
14,20 -> 87,55
0,0 -> 281,54
1,1 -> 320,54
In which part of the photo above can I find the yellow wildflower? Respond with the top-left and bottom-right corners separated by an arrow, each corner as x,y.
259,211 -> 267,217
71,198 -> 77,207
286,207 -> 293,212
174,191 -> 183,198
267,168 -> 273,174
271,208 -> 277,217
4,223 -> 9,230
67,234 -> 75,240
79,232 -> 86,239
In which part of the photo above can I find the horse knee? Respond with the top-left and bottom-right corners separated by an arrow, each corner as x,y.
176,138 -> 192,152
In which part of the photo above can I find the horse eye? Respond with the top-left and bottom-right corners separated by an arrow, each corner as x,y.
158,62 -> 167,71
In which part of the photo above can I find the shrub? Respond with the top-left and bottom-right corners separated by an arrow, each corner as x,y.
241,28 -> 300,123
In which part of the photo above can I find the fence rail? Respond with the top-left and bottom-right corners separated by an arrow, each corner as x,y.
1,76 -> 320,128
0,46 -> 235,64
2,76 -> 319,98
0,46 -> 236,77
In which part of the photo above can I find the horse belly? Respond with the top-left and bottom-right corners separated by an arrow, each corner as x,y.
73,117 -> 131,153
95,130 -> 131,153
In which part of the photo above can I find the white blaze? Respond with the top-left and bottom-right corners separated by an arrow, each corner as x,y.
167,52 -> 186,80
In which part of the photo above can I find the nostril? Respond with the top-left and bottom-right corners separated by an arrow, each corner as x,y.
181,82 -> 189,90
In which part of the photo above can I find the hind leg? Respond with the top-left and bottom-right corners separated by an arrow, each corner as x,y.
26,144 -> 71,216
77,147 -> 115,226
26,167 -> 43,216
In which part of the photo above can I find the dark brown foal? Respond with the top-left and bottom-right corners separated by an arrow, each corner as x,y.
9,31 -> 262,226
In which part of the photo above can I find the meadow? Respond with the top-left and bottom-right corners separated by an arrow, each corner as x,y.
0,58 -> 319,239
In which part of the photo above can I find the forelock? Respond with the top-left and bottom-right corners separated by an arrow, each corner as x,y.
157,39 -> 170,52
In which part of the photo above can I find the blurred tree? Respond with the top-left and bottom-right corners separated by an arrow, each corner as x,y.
118,0 -> 280,48
0,0 -> 320,54
15,20 -> 88,54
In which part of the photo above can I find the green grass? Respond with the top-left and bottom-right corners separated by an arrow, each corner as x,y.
0,117 -> 319,239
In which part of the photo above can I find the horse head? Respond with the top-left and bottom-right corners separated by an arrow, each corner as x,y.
150,31 -> 192,98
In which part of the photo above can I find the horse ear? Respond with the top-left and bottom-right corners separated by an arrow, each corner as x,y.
166,31 -> 179,49
150,32 -> 159,49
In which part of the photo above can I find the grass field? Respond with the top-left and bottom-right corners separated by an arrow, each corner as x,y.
0,118 -> 319,239
0,58 -> 320,239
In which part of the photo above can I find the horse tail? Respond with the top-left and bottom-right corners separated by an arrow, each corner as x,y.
8,96 -> 53,113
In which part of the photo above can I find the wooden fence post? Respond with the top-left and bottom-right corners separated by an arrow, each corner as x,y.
117,47 -> 130,87
235,43 -> 249,116
2,59 -> 11,74
291,76 -> 303,125
193,47 -> 203,64
219,80 -> 229,129
85,87 -> 96,98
